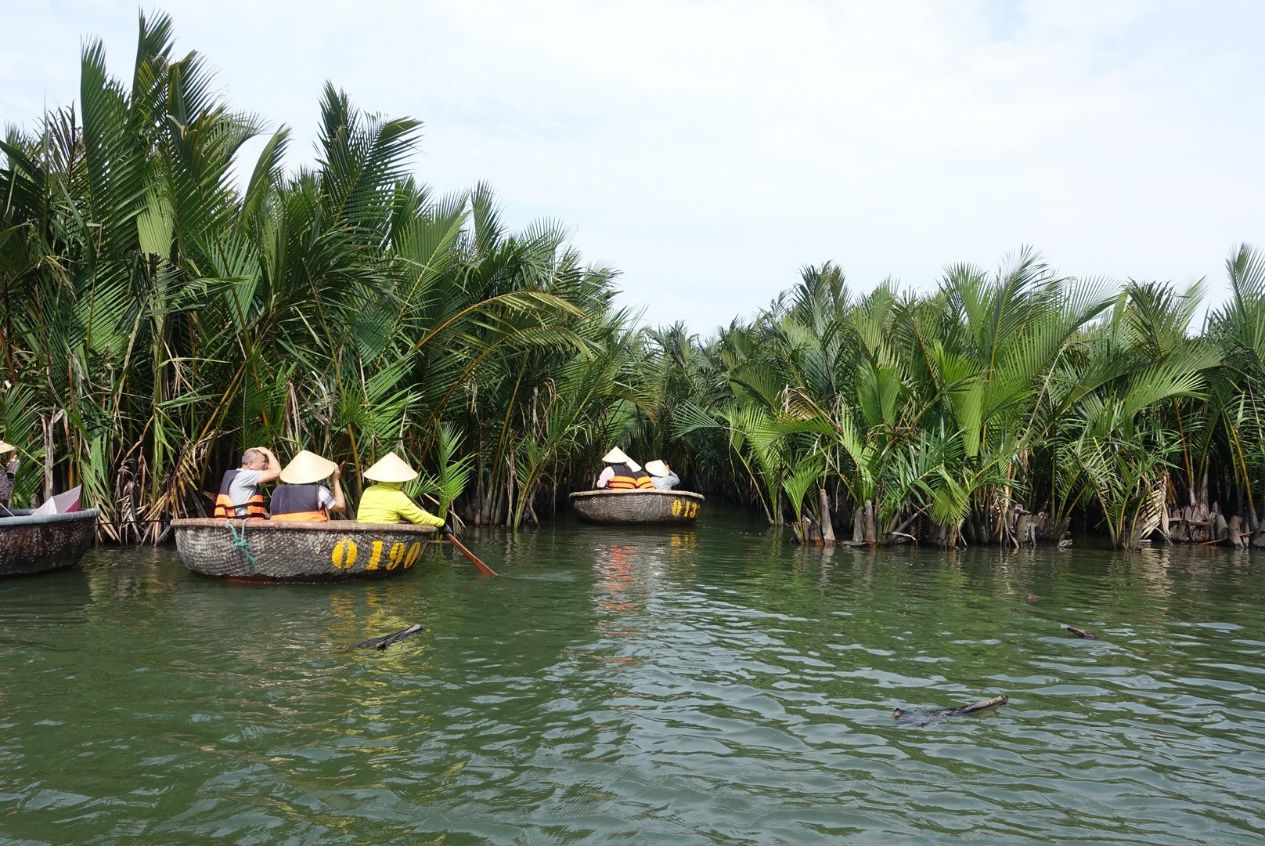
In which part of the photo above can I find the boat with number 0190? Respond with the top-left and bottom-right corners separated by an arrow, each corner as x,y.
569,489 -> 705,526
171,518 -> 437,581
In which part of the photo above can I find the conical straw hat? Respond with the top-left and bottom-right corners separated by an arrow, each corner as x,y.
0,441 -> 13,455
601,447 -> 640,471
644,459 -> 670,477
602,447 -> 631,464
280,450 -> 338,485
363,451 -> 418,483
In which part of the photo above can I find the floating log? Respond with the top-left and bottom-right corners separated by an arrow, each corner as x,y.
353,623 -> 424,650
892,694 -> 1008,726
1064,625 -> 1100,640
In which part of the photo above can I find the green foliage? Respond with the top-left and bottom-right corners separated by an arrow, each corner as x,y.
655,250 -> 1254,549
0,13 -> 637,538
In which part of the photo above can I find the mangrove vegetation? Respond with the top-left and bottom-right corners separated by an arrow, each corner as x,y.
2,14 -> 1263,549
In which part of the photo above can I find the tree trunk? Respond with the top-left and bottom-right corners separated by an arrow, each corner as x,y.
41,412 -> 57,503
818,488 -> 835,546
798,514 -> 818,545
1014,512 -> 1040,546
1227,515 -> 1247,548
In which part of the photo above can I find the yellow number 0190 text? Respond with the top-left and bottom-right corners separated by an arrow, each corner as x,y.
331,538 -> 424,571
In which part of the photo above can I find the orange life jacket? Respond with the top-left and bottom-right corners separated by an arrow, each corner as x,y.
213,468 -> 267,519
269,483 -> 329,522
605,462 -> 655,490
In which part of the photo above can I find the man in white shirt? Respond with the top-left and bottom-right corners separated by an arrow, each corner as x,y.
214,446 -> 281,518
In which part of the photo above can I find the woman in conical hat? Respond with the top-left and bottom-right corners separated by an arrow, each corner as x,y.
596,447 -> 653,491
363,452 -> 419,483
0,440 -> 17,508
600,447 -> 640,472
357,451 -> 446,529
271,449 -> 345,522
643,459 -> 680,491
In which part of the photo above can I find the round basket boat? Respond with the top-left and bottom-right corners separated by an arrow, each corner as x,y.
569,489 -> 705,526
0,508 -> 99,577
171,519 -> 437,582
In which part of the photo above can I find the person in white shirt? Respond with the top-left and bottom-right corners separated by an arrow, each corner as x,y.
644,459 -> 680,490
213,446 -> 281,518
270,450 -> 346,521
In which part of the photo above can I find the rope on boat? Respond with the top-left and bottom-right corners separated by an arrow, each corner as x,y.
226,521 -> 258,571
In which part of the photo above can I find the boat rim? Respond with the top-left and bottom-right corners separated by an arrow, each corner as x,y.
568,489 -> 704,501
0,507 -> 101,527
170,517 -> 436,534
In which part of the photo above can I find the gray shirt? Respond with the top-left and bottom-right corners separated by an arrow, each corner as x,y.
650,472 -> 680,490
228,469 -> 264,516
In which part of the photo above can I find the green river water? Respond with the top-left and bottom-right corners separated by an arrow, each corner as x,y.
2,506 -> 1265,845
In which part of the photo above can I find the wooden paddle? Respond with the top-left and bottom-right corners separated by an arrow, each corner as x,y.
443,529 -> 498,577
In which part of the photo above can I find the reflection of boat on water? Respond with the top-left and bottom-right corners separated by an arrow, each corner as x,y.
569,490 -> 704,526
0,508 -> 100,577
171,519 -> 436,582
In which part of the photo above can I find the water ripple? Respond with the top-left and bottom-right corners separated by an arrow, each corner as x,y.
2,517 -> 1265,843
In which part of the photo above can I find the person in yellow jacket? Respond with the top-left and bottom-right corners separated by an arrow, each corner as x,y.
356,452 -> 449,534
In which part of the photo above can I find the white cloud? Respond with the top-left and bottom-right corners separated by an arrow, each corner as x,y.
4,0 -> 1263,333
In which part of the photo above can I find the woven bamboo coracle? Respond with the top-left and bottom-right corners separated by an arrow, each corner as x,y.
0,508 -> 99,577
172,518 -> 437,581
569,489 -> 705,525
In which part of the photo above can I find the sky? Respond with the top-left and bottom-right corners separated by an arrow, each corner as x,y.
3,1 -> 1263,333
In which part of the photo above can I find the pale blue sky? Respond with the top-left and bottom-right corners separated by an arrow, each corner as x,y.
4,1 -> 1263,332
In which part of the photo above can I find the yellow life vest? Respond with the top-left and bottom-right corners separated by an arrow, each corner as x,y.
606,463 -> 654,490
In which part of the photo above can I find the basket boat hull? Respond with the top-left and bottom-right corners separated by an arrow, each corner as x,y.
569,490 -> 705,526
171,518 -> 437,581
0,508 -> 99,577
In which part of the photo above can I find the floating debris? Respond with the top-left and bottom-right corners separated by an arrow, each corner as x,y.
353,623 -> 424,650
892,695 -> 1008,726
1064,625 -> 1100,640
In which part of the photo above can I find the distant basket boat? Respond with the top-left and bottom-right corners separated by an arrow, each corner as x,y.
569,489 -> 705,525
171,519 -> 437,581
0,508 -> 99,577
